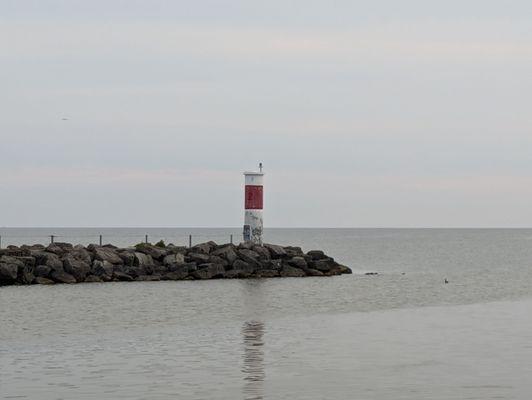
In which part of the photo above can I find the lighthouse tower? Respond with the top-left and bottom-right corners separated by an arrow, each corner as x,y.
243,164 -> 264,244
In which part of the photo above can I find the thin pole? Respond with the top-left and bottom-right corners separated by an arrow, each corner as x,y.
230,234 -> 233,244
50,235 -> 54,244
0,235 -> 2,249
99,235 -> 102,246
145,234 -> 148,244
189,234 -> 192,248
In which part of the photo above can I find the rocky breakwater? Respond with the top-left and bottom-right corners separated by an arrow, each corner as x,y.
0,241 -> 352,286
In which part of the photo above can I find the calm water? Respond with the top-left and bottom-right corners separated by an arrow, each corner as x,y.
2,228 -> 532,399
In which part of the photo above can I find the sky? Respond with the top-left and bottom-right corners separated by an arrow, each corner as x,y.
1,0 -> 532,227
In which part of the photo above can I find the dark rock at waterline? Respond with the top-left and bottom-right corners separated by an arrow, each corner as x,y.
0,242 -> 351,286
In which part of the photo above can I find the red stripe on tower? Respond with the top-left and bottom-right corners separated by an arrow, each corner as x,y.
245,185 -> 263,210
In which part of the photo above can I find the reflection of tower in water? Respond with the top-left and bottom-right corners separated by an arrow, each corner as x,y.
242,321 -> 265,400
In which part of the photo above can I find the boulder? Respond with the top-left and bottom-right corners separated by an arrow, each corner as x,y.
162,267 -> 188,280
31,252 -> 63,270
93,247 -> 123,264
264,259 -> 282,271
232,259 -> 255,274
91,260 -> 114,277
50,271 -> 77,284
0,262 -> 19,283
12,256 -> 36,268
63,256 -> 91,281
284,246 -> 304,257
280,265 -> 306,277
211,245 -> 238,264
311,258 -> 337,272
287,256 -> 307,269
69,248 -> 92,264
134,252 -> 154,267
45,243 -> 70,256
192,263 -> 225,279
187,252 -> 210,264
113,272 -> 133,281
264,244 -> 287,258
191,242 -> 215,255
34,265 -> 52,278
163,253 -> 185,266
118,251 -> 136,266
134,244 -> 168,260
208,255 -> 228,267
19,265 -> 35,284
0,247 -> 31,257
252,246 -> 271,260
256,269 -> 280,278
306,250 -> 327,260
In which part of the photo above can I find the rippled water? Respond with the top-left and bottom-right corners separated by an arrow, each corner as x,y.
2,228 -> 532,399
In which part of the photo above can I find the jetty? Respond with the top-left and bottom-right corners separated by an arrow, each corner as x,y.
0,241 -> 352,286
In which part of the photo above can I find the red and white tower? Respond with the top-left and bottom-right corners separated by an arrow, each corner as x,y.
243,163 -> 264,244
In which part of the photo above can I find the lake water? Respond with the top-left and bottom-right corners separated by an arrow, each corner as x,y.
2,228 -> 532,399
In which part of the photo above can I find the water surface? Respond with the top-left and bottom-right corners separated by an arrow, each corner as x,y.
2,228 -> 532,399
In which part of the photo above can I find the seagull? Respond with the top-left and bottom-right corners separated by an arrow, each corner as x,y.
444,278 -> 449,284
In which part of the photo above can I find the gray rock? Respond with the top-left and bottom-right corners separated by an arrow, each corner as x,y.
265,259 -> 282,271
252,246 -> 271,260
0,247 -> 31,257
191,242 -> 214,254
0,263 -> 19,283
232,259 -> 255,274
34,265 -> 52,278
211,245 -> 238,264
162,268 -> 188,280
287,256 -> 307,269
256,269 -> 280,278
63,256 -> 91,281
311,258 -> 337,272
113,272 -> 133,281
187,252 -> 210,264
134,252 -> 154,267
31,251 -> 63,270
50,271 -> 77,284
92,260 -> 114,277
134,244 -> 168,260
306,250 -> 327,260
20,266 -> 35,284
280,265 -> 306,277
163,253 -> 185,266
12,256 -> 36,268
208,255 -> 228,267
45,243 -> 69,255
192,263 -> 225,279
284,246 -> 304,257
264,244 -> 287,258
93,247 -> 123,264
118,251 -> 136,266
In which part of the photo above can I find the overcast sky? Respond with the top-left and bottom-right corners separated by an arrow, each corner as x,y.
1,1 -> 532,227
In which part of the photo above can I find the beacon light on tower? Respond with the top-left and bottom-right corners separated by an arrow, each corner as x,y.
243,163 -> 264,244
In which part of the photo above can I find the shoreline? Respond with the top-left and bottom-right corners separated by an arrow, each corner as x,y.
0,241 -> 352,286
